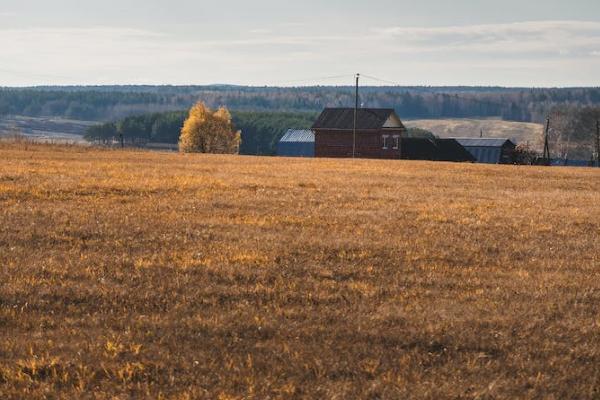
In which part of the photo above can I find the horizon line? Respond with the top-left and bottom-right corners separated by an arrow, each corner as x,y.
2,84 -> 599,90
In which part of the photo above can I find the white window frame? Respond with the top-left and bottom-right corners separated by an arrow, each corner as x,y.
392,135 -> 400,150
382,135 -> 389,150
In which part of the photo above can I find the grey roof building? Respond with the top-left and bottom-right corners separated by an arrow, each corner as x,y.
454,138 -> 516,164
276,129 -> 315,157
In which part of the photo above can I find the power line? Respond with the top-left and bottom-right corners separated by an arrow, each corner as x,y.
360,73 -> 509,110
275,74 -> 354,86
360,74 -> 403,86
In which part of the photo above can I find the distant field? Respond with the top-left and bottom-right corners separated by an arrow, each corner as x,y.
1,143 -> 599,399
406,118 -> 544,148
0,116 -> 93,144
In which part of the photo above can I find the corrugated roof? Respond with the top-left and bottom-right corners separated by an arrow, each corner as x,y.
454,138 -> 516,147
464,147 -> 503,164
279,129 -> 315,143
312,108 -> 400,130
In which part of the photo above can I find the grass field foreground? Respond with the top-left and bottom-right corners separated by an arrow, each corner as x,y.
1,143 -> 599,399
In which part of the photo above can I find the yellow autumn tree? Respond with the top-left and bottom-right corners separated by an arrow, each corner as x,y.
179,102 -> 241,154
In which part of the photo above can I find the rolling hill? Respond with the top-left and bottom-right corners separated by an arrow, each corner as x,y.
406,118 -> 544,149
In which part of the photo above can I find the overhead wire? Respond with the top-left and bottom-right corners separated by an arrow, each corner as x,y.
360,73 -> 508,109
275,74 -> 355,86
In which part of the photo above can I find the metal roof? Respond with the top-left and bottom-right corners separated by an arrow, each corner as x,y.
279,129 -> 315,143
453,138 -> 516,148
312,108 -> 402,130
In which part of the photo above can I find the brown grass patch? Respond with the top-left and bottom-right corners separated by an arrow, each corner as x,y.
1,142 -> 599,399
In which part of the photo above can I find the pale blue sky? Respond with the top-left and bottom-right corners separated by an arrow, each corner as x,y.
1,0 -> 600,86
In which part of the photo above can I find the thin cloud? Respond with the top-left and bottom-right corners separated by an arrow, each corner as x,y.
248,29 -> 272,34
375,20 -> 600,55
0,21 -> 599,86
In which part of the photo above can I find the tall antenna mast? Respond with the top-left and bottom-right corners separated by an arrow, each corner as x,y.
353,73 -> 360,158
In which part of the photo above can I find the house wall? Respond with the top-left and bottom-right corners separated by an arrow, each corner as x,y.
314,129 -> 405,159
463,146 -> 502,164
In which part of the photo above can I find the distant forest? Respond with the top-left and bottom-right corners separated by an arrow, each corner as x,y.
2,85 -> 600,123
84,111 -> 318,156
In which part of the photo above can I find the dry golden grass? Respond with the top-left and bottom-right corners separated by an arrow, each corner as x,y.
1,142 -> 599,399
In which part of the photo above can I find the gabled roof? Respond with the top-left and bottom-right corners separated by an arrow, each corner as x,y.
435,139 -> 477,162
312,108 -> 404,130
454,138 -> 516,148
401,138 -> 438,160
279,129 -> 314,143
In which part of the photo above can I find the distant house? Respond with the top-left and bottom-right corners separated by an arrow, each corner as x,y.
454,138 -> 516,164
312,108 -> 406,159
276,129 -> 315,157
310,108 -> 474,162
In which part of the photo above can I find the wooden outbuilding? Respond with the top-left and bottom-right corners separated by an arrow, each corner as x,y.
454,138 -> 516,164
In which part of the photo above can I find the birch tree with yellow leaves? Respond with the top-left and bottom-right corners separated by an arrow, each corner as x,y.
179,102 -> 241,154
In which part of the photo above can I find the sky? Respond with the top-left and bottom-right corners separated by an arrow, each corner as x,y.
1,0 -> 600,87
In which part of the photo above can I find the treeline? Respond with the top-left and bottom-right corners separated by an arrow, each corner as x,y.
0,89 -> 188,120
85,110 -> 317,155
3,86 -> 600,123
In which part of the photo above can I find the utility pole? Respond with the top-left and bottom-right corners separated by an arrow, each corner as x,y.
596,120 -> 600,168
542,117 -> 551,165
564,131 -> 571,166
353,73 -> 360,158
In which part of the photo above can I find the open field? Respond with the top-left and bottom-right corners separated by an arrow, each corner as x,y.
0,143 -> 599,399
406,119 -> 544,148
0,116 -> 93,144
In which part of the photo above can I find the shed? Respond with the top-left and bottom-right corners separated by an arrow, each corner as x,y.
277,129 -> 315,157
454,138 -> 516,164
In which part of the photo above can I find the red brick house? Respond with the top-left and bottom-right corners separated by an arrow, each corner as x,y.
312,108 -> 407,159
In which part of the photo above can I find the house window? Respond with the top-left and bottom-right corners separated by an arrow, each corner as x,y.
382,135 -> 389,149
393,135 -> 400,150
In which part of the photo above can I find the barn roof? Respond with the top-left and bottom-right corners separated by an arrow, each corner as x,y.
312,108 -> 403,130
279,129 -> 315,143
401,138 -> 438,160
454,138 -> 516,148
435,139 -> 477,162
